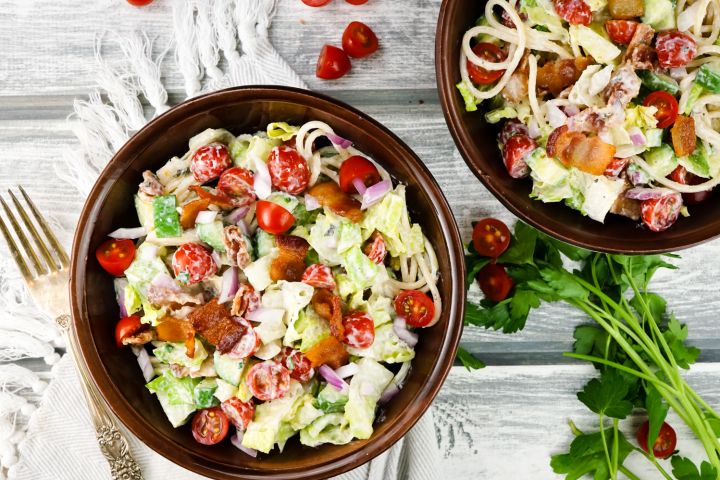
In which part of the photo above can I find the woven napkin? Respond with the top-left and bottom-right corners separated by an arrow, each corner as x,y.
3,1 -> 440,478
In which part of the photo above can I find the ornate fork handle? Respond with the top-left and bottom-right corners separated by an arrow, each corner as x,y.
56,315 -> 144,480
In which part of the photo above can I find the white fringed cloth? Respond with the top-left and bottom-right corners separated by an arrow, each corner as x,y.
0,1 -> 439,479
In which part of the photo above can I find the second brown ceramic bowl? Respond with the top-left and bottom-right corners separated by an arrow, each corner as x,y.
70,86 -> 465,479
436,0 -> 720,254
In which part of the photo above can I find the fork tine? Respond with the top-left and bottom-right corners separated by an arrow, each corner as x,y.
0,196 -> 47,276
8,190 -> 59,272
0,204 -> 34,281
18,186 -> 69,268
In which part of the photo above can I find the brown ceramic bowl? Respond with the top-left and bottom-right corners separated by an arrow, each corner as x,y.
436,0 -> 720,254
70,86 -> 465,479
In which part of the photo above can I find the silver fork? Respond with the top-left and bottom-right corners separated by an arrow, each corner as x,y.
0,186 -> 143,480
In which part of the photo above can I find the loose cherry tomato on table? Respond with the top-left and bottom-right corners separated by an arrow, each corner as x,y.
342,22 -> 379,58
656,31 -> 697,68
643,91 -> 679,129
477,263 -> 513,302
345,0 -> 369,4
342,312 -> 375,349
502,134 -> 535,178
302,0 -> 332,5
267,146 -> 310,194
394,290 -> 435,328
96,238 -> 136,276
246,361 -> 291,401
190,143 -> 233,183
338,155 -> 382,193
641,192 -> 683,233
466,42 -> 507,86
276,347 -> 315,382
218,166 -> 255,199
114,316 -> 143,348
316,45 -> 352,80
126,0 -> 154,5
669,166 -> 714,204
256,200 -> 295,234
172,242 -> 218,285
472,218 -> 511,258
605,20 -> 639,45
554,0 -> 592,26
636,421 -> 677,459
191,407 -> 229,445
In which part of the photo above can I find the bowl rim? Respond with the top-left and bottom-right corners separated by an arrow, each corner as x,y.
434,0 -> 720,255
70,85 -> 466,479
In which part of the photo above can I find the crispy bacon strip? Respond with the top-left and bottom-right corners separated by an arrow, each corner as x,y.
223,226 -> 252,268
120,325 -> 154,347
624,23 -> 655,70
312,288 -> 344,340
139,170 -> 164,199
305,336 -> 349,369
189,185 -> 236,210
188,299 -> 245,354
307,182 -> 364,223
671,115 -> 697,157
537,56 -> 593,96
270,235 -> 310,282
180,198 -> 211,229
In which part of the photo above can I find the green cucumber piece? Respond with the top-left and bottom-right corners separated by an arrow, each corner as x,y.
639,71 -> 680,95
152,195 -> 182,238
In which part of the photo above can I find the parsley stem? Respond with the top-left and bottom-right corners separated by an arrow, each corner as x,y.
598,415 -> 615,480
635,448 -> 674,480
611,418 -> 620,478
618,466 -> 642,480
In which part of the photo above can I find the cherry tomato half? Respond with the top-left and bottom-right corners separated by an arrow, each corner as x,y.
218,166 -> 255,198
276,347 -> 315,382
466,42 -> 507,86
256,200 -> 295,235
605,20 -> 638,45
246,361 -> 291,401
115,316 -> 143,348
342,22 -> 379,58
338,155 -> 382,193
656,31 -> 697,69
477,263 -> 513,302
502,134 -> 534,178
127,0 -> 154,5
637,421 -> 677,459
669,166 -> 714,204
643,91 -> 679,129
342,312 -> 375,349
472,218 -> 511,258
302,0 -> 332,5
641,193 -> 683,233
554,0 -> 592,26
192,407 -> 229,445
96,238 -> 136,277
316,45 -> 352,80
394,290 -> 435,328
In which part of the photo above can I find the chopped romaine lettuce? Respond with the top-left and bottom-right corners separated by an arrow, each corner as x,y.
229,134 -> 252,163
526,148 -> 574,203
193,378 -> 220,409
153,340 -> 208,371
243,252 -> 277,292
254,311 -> 287,344
569,65 -> 605,107
300,413 -> 354,447
342,246 -> 381,291
337,221 -> 363,254
569,26 -> 621,64
120,280 -> 142,316
624,105 -> 658,131
679,144 -> 711,179
642,0 -> 675,30
134,195 -> 154,230
308,214 -> 343,265
242,381 -> 304,453
267,192 -> 300,215
485,107 -> 517,124
124,255 -> 169,300
262,281 -> 314,326
213,378 -> 238,402
267,122 -> 300,142
317,384 -> 349,414
344,358 -> 394,440
681,83 -> 705,114
346,323 -> 415,363
255,229 -> 276,258
696,64 -> 720,93
146,371 -> 199,427
643,144 -> 679,178
188,128 -> 235,151
577,172 -> 626,223
456,81 -> 479,112
288,393 -> 324,431
292,307 -> 330,352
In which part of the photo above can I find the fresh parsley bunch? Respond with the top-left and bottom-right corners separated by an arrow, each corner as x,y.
462,221 -> 720,480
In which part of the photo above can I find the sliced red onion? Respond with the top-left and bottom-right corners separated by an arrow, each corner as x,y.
218,267 -> 239,303
628,127 -> 646,146
527,119 -> 541,139
225,206 -> 250,225
628,168 -> 649,186
393,317 -> 419,347
563,104 -> 580,117
231,433 -> 258,458
326,132 -> 353,149
352,177 -> 368,195
246,307 -> 285,323
132,346 -> 155,382
378,383 -> 400,405
114,279 -> 128,318
211,250 -> 223,269
318,364 -> 350,392
195,210 -> 217,224
150,272 -> 181,292
109,226 -> 146,240
334,362 -> 358,379
546,103 -> 567,129
304,194 -> 320,211
625,187 -> 676,201
140,244 -> 159,260
360,179 -> 392,210
253,157 -> 272,199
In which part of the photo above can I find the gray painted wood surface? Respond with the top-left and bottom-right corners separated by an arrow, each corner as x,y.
1,0 -> 719,478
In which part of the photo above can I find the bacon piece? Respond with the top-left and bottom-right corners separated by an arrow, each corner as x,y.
671,115 -> 697,157
139,170 -> 164,199
312,288 -> 344,341
270,235 -> 310,282
537,56 -> 593,96
307,182 -> 364,223
179,198 -> 211,230
223,226 -> 252,268
305,336 -> 350,369
189,299 -> 250,354
604,63 -> 641,108
120,325 -> 154,347
231,283 -> 261,317
624,23 -> 656,70
563,135 -> 617,176
156,317 -> 196,357
189,185 -> 243,210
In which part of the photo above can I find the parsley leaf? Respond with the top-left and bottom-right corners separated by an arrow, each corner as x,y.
508,289 -> 541,332
645,384 -> 669,451
538,232 -> 592,261
464,300 -> 510,331
576,369 -> 633,419
629,292 -> 667,322
671,456 -> 719,480
497,221 -> 538,265
528,268 -> 589,301
456,346 -> 485,371
663,315 -> 701,369
551,426 -> 634,479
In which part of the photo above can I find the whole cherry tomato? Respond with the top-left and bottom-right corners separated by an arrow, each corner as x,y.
641,192 -> 683,233
636,421 -> 677,459
502,134 -> 535,178
96,238 -> 136,277
394,290 -> 435,328
342,312 -> 375,349
126,0 -> 154,5
472,218 -> 511,258
316,45 -> 352,80
172,242 -> 218,285
342,22 -> 379,58
477,263 -> 513,302
267,146 -> 310,194
338,155 -> 381,193
302,0 -> 332,5
218,167 -> 255,198
656,31 -> 697,68
256,200 -> 295,234
345,0 -> 369,4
